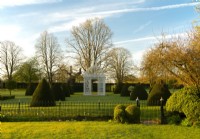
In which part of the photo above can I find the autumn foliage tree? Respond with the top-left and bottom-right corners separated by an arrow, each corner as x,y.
141,27 -> 200,93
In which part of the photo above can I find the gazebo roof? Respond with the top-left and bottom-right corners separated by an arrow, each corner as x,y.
84,65 -> 105,77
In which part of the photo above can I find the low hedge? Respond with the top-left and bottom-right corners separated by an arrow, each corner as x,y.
0,95 -> 15,100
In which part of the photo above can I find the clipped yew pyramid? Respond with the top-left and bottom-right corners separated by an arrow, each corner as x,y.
30,78 -> 55,107
130,83 -> 148,100
147,80 -> 171,106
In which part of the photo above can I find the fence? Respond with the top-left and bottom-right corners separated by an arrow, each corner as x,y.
0,99 -> 165,124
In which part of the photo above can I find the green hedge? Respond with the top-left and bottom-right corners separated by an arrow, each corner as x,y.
0,95 -> 15,100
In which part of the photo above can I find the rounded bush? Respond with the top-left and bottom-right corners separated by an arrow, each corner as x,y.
129,84 -> 148,100
114,104 -> 126,123
147,80 -> 171,106
120,84 -> 130,97
30,78 -> 55,107
166,87 -> 200,125
51,83 -> 65,101
125,105 -> 140,123
25,83 -> 37,96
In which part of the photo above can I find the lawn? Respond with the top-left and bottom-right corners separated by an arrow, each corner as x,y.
1,121 -> 200,139
0,89 -> 161,122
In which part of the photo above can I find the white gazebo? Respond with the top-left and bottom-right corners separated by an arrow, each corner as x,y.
83,65 -> 106,96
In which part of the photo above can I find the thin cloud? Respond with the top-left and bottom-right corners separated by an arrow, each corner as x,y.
46,2 -> 199,33
0,0 -> 62,8
114,32 -> 188,45
90,2 -> 200,16
133,21 -> 152,34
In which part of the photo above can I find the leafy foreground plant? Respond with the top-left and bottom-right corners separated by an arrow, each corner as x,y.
166,87 -> 200,126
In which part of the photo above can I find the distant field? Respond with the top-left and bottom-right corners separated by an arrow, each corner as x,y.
1,122 -> 200,139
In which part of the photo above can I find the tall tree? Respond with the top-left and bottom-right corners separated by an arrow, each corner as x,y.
0,41 -> 23,80
141,28 -> 200,91
107,47 -> 133,84
35,31 -> 62,86
66,18 -> 113,71
13,57 -> 41,83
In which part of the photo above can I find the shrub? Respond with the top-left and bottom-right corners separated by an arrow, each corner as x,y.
125,105 -> 140,123
120,84 -> 129,97
51,83 -> 65,101
129,84 -> 148,100
147,80 -> 171,106
25,83 -> 37,96
0,113 -> 8,121
166,113 -> 182,125
114,104 -> 126,123
61,83 -> 70,97
30,78 -> 55,107
166,87 -> 200,126
0,95 -> 15,100
114,82 -> 123,94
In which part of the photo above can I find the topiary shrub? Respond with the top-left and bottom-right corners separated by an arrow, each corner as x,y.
129,84 -> 148,100
166,87 -> 200,126
114,104 -> 127,123
61,83 -> 70,97
147,80 -> 171,106
25,83 -> 37,96
125,105 -> 140,123
114,82 -> 123,94
30,78 -> 55,107
120,84 -> 129,97
51,83 -> 65,101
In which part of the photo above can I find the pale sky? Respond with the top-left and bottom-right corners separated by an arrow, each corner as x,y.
0,0 -> 199,66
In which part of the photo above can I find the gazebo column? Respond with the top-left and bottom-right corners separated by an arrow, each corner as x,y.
97,76 -> 105,96
84,77 -> 92,95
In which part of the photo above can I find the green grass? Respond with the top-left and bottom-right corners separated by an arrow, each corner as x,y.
1,121 -> 200,139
